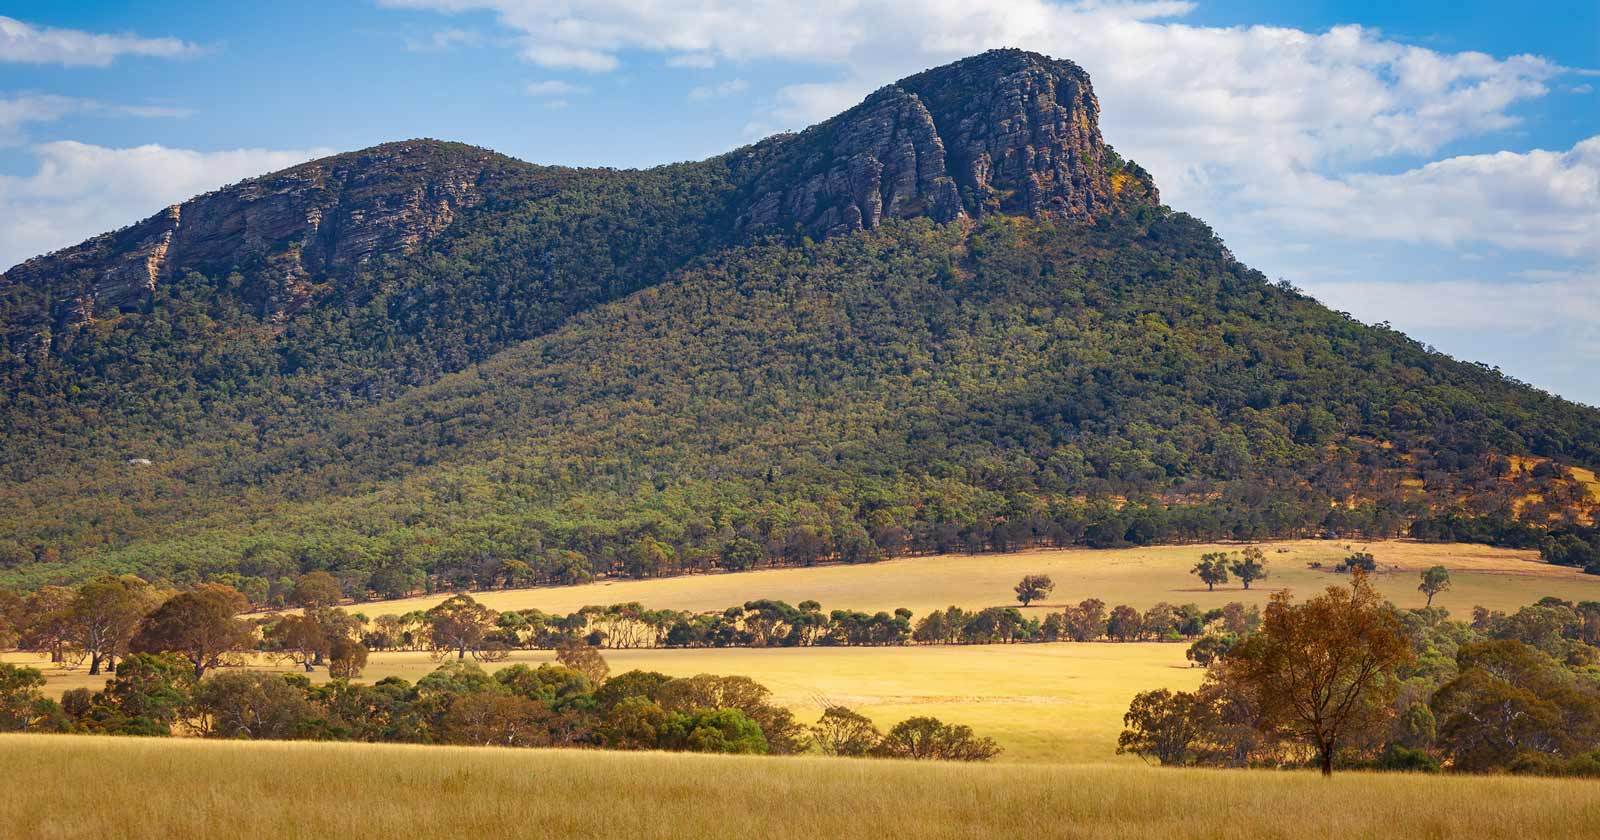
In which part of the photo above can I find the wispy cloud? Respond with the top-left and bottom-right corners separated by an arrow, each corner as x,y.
0,94 -> 193,146
403,27 -> 485,52
524,79 -> 586,97
0,15 -> 200,66
688,78 -> 749,101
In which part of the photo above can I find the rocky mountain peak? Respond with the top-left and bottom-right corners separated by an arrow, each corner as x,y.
735,49 -> 1157,238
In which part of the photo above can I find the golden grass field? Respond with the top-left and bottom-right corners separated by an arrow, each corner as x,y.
350,539 -> 1593,619
11,540 -> 1600,765
3,734 -> 1599,840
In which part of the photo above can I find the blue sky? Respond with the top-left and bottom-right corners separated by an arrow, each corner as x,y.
2,1 -> 1596,404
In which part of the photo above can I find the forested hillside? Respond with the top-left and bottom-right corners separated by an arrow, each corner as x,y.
1,50 -> 1597,596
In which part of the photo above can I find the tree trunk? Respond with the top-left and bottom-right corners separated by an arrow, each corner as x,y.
88,652 -> 102,676
1319,742 -> 1334,776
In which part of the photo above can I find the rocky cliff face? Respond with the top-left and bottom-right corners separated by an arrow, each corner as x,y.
736,49 -> 1156,238
2,141 -> 502,351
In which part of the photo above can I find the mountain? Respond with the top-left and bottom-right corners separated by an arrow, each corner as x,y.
1,50 -> 1596,594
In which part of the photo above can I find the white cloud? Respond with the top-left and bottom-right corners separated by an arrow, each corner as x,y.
0,93 -> 191,146
687,78 -> 748,101
524,79 -> 585,97
375,3 -> 1567,210
666,52 -> 716,69
0,142 -> 331,271
1307,276 -> 1600,331
403,27 -> 485,52
1250,137 -> 1600,259
0,15 -> 199,66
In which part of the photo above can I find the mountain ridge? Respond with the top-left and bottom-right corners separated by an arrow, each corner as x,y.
0,49 -> 1596,592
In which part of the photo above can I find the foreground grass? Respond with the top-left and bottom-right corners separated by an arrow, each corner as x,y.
348,539 -> 1592,619
6,642 -> 1201,762
2,735 -> 1598,840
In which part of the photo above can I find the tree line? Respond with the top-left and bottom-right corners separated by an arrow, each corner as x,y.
0,570 -> 1277,677
1120,571 -> 1600,777
0,645 -> 997,762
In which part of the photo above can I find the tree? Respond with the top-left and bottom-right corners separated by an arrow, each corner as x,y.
812,705 -> 881,756
1430,640 -> 1600,772
327,637 -> 368,679
265,613 -> 330,672
84,653 -> 194,735
660,708 -> 768,754
0,587 -> 23,649
130,584 -> 255,680
440,692 -> 550,747
598,695 -> 669,749
1191,552 -> 1230,591
289,571 -> 343,608
19,586 -> 76,664
1064,599 -> 1107,641
719,538 -> 765,572
425,594 -> 498,660
1229,547 -> 1269,590
66,575 -> 163,675
1014,574 -> 1055,607
655,674 -> 809,754
1338,551 -> 1377,573
1185,634 -> 1236,668
1418,565 -> 1452,607
0,662 -> 46,731
1226,570 -> 1412,775
194,671 -> 320,739
554,640 -> 610,685
1117,688 -> 1214,765
1107,604 -> 1143,641
875,716 -> 1001,761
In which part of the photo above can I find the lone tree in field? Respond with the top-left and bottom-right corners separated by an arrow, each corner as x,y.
1226,570 -> 1412,776
425,594 -> 498,660
1014,574 -> 1055,607
1191,553 -> 1230,591
1337,551 -> 1377,574
1418,565 -> 1452,607
130,584 -> 255,680
1229,547 -> 1268,590
812,705 -> 882,756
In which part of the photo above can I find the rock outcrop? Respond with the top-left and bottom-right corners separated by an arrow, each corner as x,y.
2,141 -> 502,346
735,49 -> 1156,238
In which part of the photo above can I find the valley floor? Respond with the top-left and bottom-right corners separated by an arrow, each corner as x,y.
10,539 -> 1600,764
2,734 -> 1597,840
